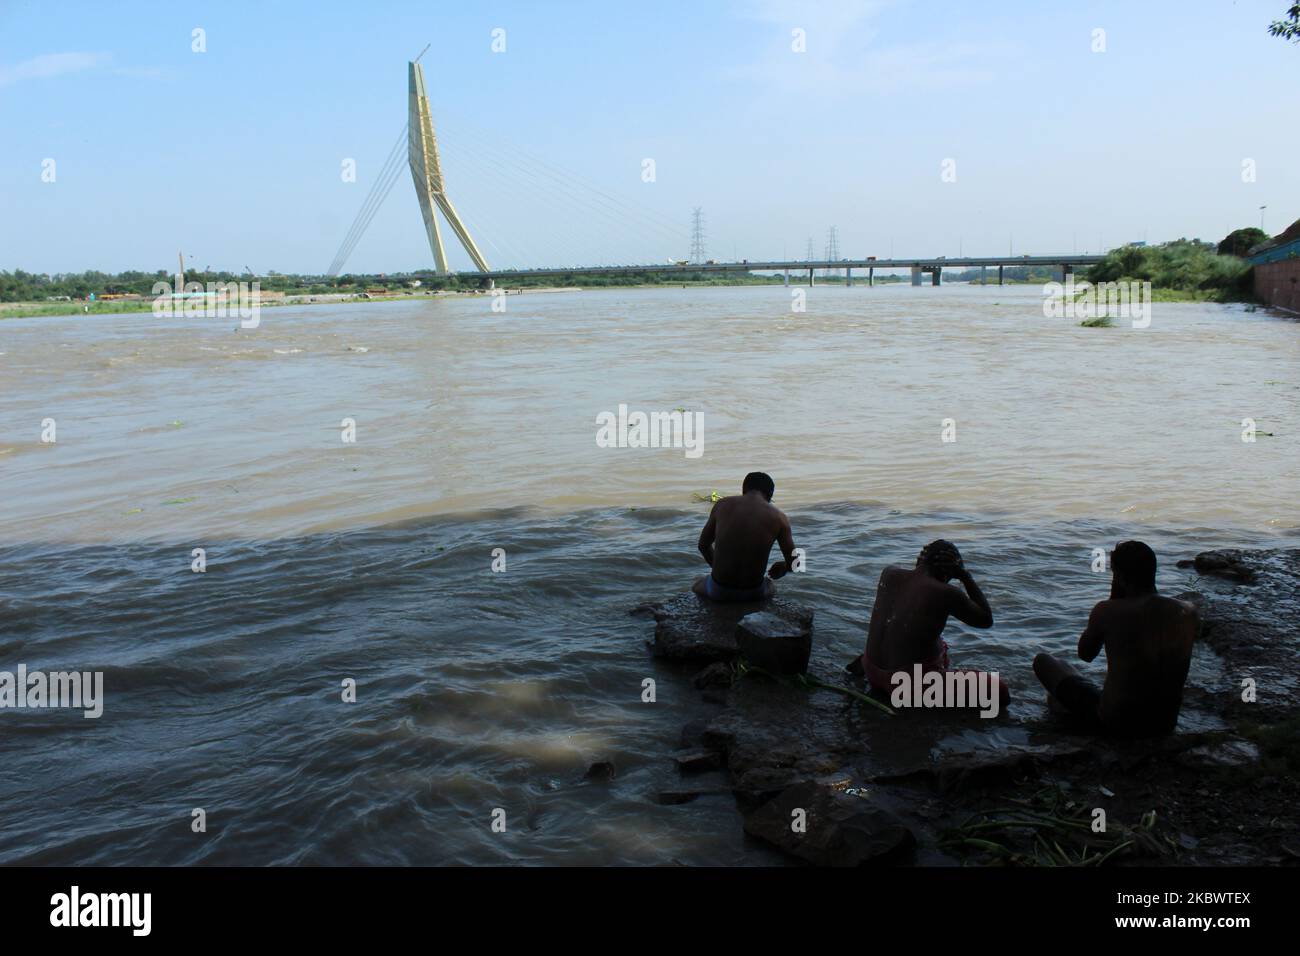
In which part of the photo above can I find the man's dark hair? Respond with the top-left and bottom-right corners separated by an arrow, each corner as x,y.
918,539 -> 962,576
1112,540 -> 1157,591
742,472 -> 775,501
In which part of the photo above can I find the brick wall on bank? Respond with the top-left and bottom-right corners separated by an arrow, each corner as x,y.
1254,258 -> 1300,314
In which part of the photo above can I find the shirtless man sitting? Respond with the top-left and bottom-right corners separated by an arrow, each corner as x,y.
859,540 -> 1010,709
1033,540 -> 1197,738
691,472 -> 798,602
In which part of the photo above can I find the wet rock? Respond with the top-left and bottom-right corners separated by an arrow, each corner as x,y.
1191,548 -> 1300,715
584,761 -> 616,782
656,789 -> 700,805
638,591 -> 814,663
675,750 -> 723,774
733,766 -> 806,802
692,662 -> 733,689
678,718 -> 710,750
743,780 -> 915,866
1176,738 -> 1261,769
655,786 -> 731,805
736,610 -> 812,675
1177,550 -> 1258,583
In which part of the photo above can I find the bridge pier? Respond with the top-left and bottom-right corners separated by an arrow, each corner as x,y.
980,265 -> 986,285
998,265 -> 1004,285
931,269 -> 941,287
911,265 -> 922,287
845,267 -> 853,287
808,267 -> 815,287
868,267 -> 874,287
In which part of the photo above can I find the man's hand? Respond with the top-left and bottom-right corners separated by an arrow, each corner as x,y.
769,560 -> 789,580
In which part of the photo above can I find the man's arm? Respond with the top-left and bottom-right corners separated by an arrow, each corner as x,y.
768,512 -> 797,579
697,505 -> 718,567
947,568 -> 994,629
1078,603 -> 1106,662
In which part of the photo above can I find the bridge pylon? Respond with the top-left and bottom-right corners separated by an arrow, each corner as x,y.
408,61 -> 490,275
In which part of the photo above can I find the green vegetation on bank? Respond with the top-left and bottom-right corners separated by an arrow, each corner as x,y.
1,227 -> 1270,316
0,266 -> 790,306
1083,236 -> 1256,302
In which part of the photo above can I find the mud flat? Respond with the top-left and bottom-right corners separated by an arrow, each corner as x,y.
634,549 -> 1300,867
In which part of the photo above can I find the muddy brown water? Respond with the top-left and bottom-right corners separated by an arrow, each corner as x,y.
0,285 -> 1296,863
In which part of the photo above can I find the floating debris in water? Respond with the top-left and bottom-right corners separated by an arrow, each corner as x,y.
691,490 -> 722,503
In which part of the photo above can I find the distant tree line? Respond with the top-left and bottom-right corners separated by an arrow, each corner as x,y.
0,266 -> 793,302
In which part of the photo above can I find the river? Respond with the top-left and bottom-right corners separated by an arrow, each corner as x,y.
0,284 -> 1296,863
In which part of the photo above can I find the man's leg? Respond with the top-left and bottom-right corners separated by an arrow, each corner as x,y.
1034,653 -> 1102,727
1033,653 -> 1078,697
692,575 -> 710,597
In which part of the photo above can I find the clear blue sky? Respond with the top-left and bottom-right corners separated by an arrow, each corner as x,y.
1,0 -> 1296,275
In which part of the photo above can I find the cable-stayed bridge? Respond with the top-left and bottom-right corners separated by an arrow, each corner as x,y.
327,60 -> 1102,284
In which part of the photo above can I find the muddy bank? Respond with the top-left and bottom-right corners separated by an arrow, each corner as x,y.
634,549 -> 1300,866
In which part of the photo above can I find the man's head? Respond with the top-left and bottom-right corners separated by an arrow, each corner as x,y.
742,472 -> 775,502
917,539 -> 963,581
1111,540 -> 1157,595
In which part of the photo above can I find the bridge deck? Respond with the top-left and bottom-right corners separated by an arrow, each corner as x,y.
462,255 -> 1105,281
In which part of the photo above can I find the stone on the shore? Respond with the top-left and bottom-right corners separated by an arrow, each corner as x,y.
674,750 -> 723,774
692,662 -> 733,689
1176,738 -> 1261,769
636,591 -> 814,663
742,781 -> 916,866
1177,550 -> 1258,583
585,760 -> 616,781
655,785 -> 731,805
736,610 -> 813,675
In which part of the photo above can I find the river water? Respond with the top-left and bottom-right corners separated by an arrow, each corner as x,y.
0,284 -> 1296,864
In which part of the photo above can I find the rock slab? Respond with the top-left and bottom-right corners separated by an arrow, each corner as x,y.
743,781 -> 916,866
636,591 -> 814,663
736,610 -> 813,674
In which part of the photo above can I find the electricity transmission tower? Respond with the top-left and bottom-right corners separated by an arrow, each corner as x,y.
689,208 -> 707,264
824,226 -> 840,278
805,237 -> 816,262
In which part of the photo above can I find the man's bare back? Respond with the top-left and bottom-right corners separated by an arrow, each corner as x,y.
1081,594 -> 1196,735
692,473 -> 797,602
865,565 -> 993,671
1034,541 -> 1197,737
859,541 -> 1008,708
